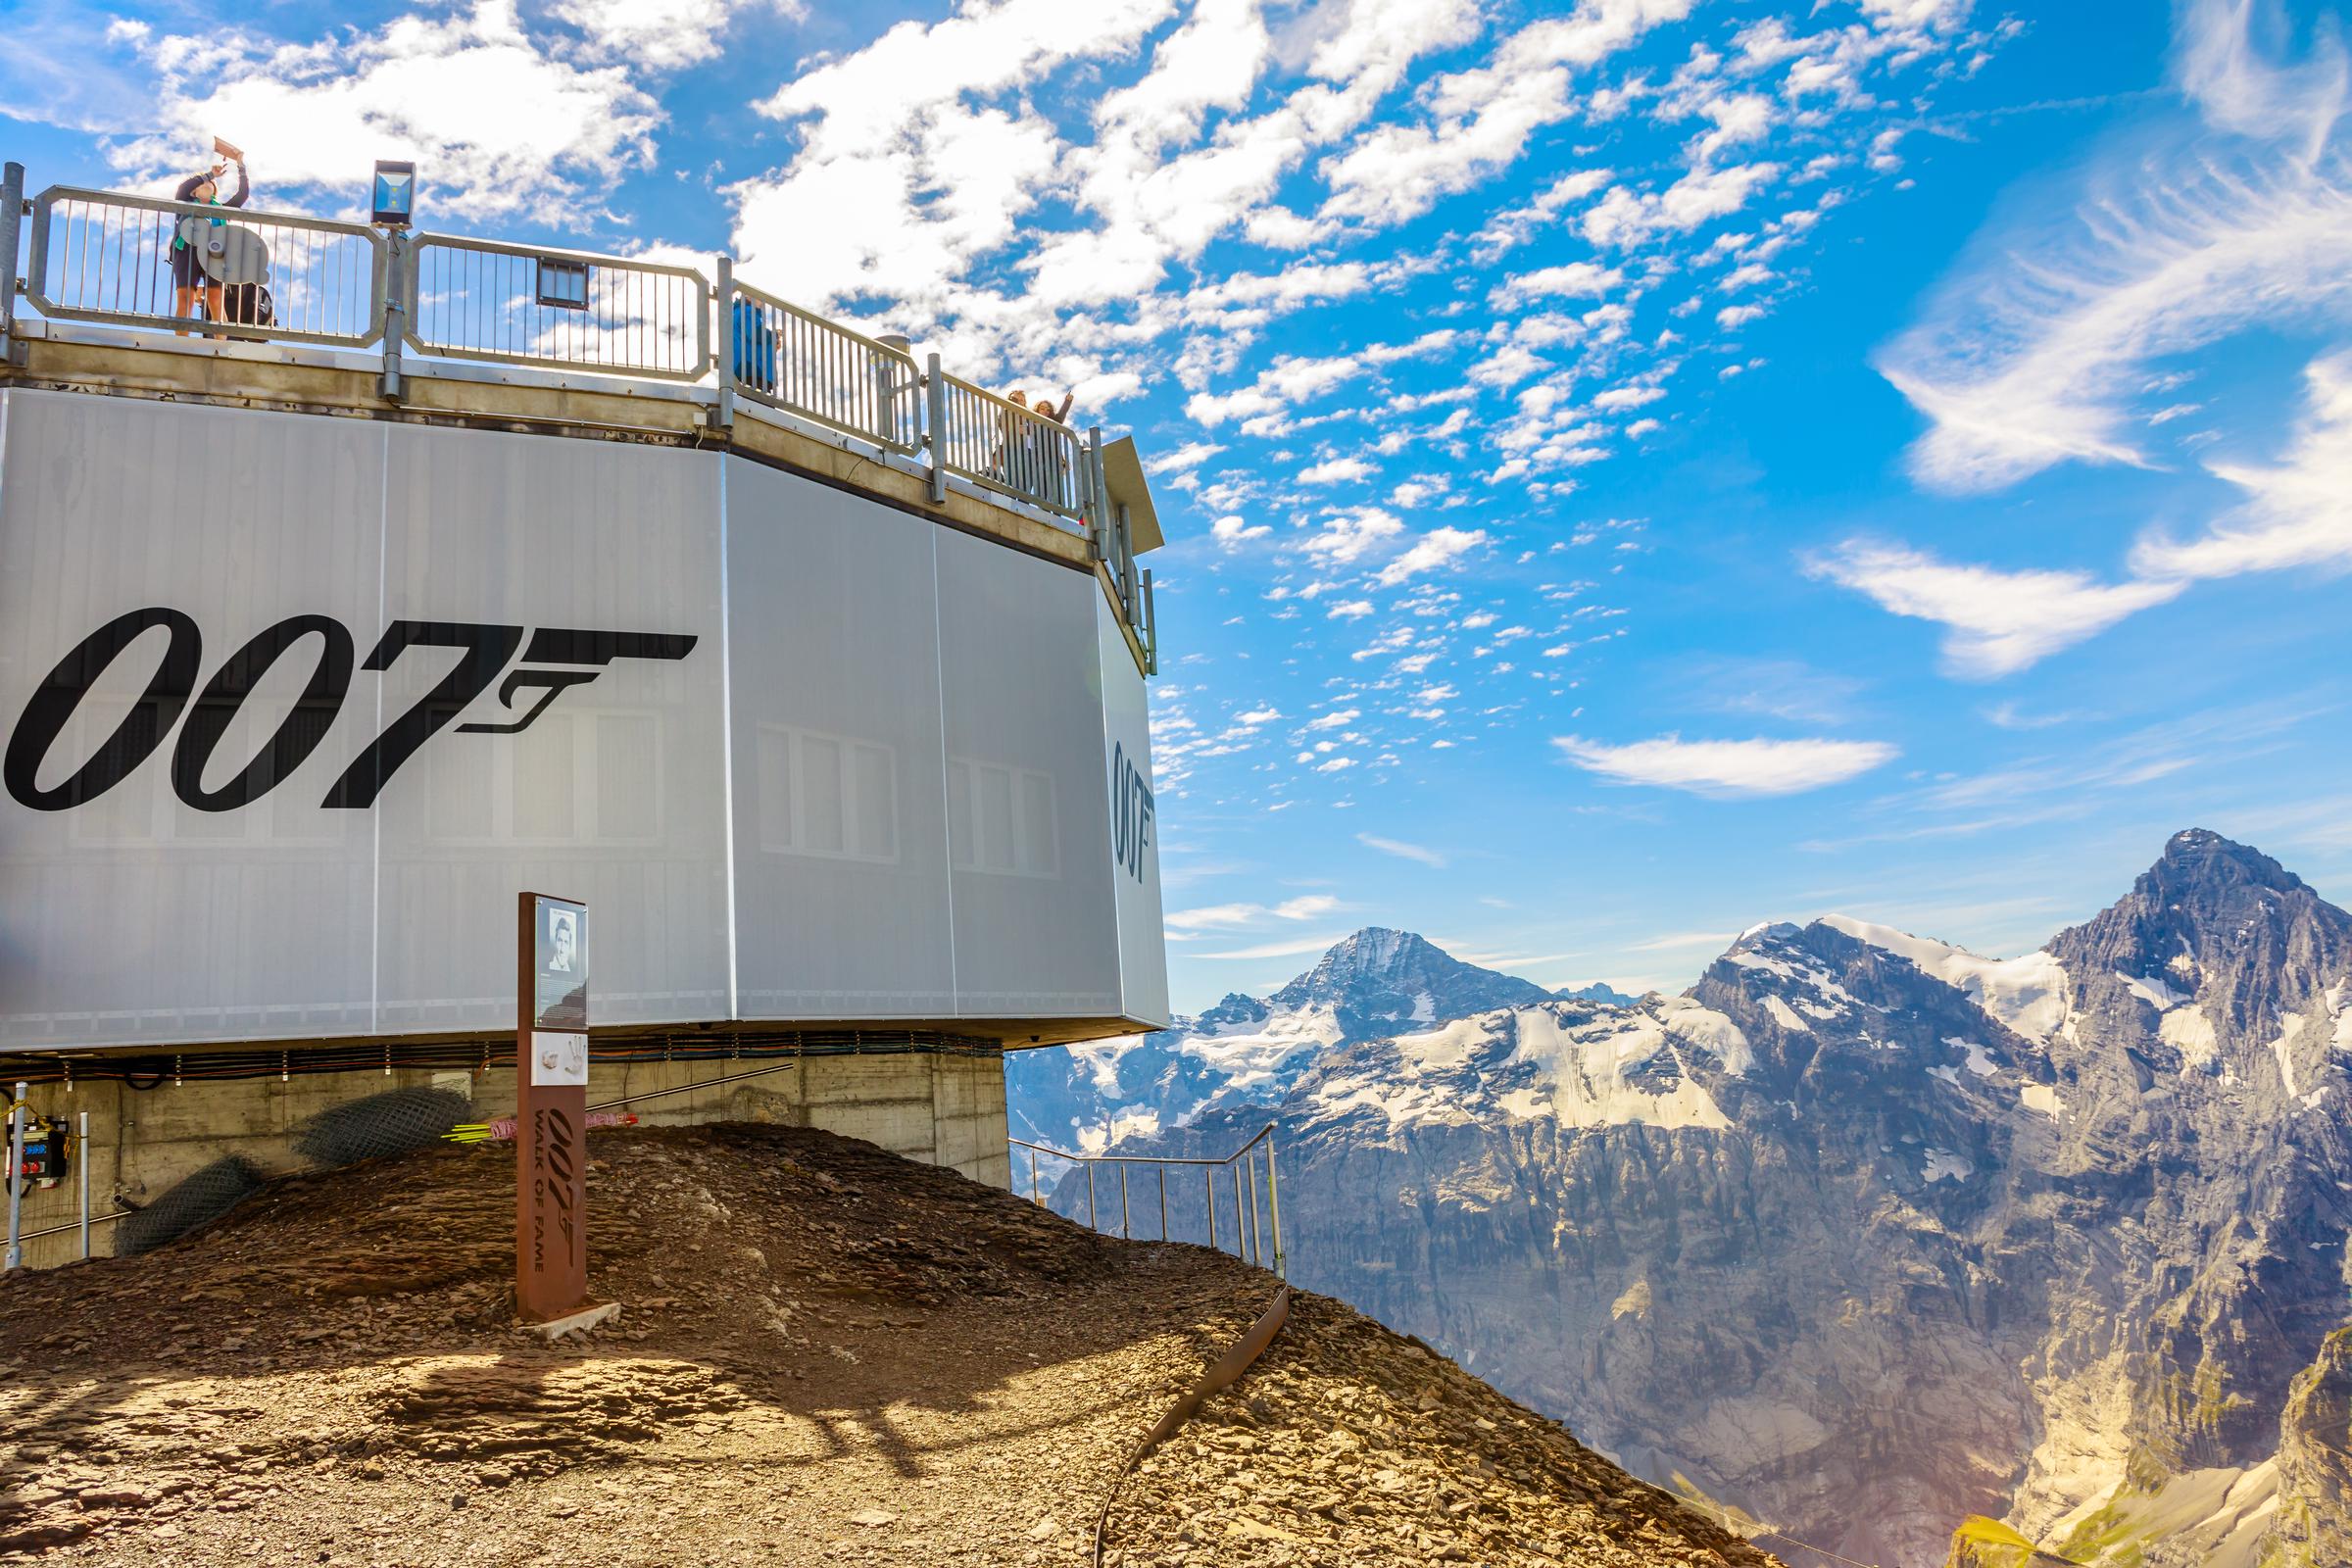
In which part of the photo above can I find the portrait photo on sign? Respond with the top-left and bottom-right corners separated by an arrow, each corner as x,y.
532,900 -> 587,1031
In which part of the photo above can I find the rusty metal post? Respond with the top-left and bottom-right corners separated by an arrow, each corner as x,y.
514,893 -> 589,1322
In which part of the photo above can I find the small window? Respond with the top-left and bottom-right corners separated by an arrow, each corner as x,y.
536,258 -> 589,310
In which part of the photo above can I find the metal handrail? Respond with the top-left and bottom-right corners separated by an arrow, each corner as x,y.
402,231 -> 711,381
23,184 -> 387,348
724,275 -> 921,455
1,165 -> 1158,659
1010,1122 -> 1285,1277
931,370 -> 1092,520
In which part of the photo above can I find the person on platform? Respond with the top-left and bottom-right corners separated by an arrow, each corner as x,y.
171,157 -> 250,331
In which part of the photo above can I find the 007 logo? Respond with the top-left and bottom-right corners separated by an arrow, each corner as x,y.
3,611 -> 696,813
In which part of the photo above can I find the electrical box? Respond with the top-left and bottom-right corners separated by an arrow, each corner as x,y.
11,1115 -> 70,1192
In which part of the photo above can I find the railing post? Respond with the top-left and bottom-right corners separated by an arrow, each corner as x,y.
1118,1163 -> 1130,1240
1158,1165 -> 1168,1241
925,353 -> 949,504
1141,567 -> 1158,676
1086,426 -> 1108,553
1205,1166 -> 1217,1250
0,162 -> 23,363
1030,1147 -> 1040,1205
77,1110 -> 89,1261
1086,1162 -> 1098,1231
1266,1142 -> 1285,1280
711,256 -> 736,434
4,1082 -> 25,1271
378,226 -> 407,402
1246,1153 -> 1262,1265
1231,1161 -> 1246,1259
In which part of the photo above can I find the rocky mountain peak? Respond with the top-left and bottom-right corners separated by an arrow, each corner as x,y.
1271,928 -> 1553,1019
2152,827 -> 2308,898
2046,831 -> 2351,1050
1285,927 -> 1429,985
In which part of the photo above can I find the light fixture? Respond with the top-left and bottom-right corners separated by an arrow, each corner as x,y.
536,258 -> 590,311
370,160 -> 416,227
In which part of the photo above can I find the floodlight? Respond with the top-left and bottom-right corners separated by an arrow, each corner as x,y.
537,258 -> 590,311
371,160 -> 416,227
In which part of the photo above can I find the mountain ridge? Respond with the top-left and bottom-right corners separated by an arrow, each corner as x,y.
1034,830 -> 2352,1567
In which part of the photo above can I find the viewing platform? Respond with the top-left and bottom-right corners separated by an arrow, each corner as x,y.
0,163 -> 1173,1235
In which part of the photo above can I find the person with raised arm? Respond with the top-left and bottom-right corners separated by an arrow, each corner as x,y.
171,146 -> 250,332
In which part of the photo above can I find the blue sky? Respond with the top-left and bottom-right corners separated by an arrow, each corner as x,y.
8,0 -> 2350,1011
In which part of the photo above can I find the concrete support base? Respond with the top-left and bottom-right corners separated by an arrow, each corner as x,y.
1,1047 -> 1011,1271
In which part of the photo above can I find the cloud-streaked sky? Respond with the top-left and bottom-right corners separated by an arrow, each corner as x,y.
9,0 -> 2349,1007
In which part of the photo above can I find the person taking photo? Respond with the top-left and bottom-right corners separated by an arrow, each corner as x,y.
171,154 -> 249,330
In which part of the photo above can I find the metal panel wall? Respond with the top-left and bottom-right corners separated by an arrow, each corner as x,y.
0,391 -> 1164,1051
724,458 -> 956,1017
371,425 -> 730,1032
0,391 -> 380,1047
1099,598 -> 1169,1028
935,528 -> 1121,1018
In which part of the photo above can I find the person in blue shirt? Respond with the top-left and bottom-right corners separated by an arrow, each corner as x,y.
170,159 -> 249,330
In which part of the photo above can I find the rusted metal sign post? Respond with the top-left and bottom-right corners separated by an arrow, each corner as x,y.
515,892 -> 589,1321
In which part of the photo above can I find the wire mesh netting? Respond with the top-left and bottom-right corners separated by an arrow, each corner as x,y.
294,1087 -> 473,1168
116,1155 -> 266,1257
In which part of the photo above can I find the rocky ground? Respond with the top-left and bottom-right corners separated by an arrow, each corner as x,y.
0,1123 -> 1772,1567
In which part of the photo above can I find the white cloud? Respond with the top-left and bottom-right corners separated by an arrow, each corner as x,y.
1167,893 -> 1339,929
556,0 -> 803,70
1211,514 -> 1273,549
1150,440 -> 1229,473
1300,455 -> 1375,485
1375,525 -> 1489,585
1490,262 -> 1626,307
1202,933 -> 1355,959
1809,541 -> 2185,677
2132,347 -> 2352,580
1554,733 -> 1898,796
1583,161 -> 1782,248
1879,0 -> 2352,493
1591,384 -> 1666,412
111,0 -> 662,220
1357,832 -> 1446,866
1316,0 -> 1695,226
1301,508 -> 1407,564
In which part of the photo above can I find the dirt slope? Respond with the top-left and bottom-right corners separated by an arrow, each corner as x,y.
0,1123 -> 1775,1567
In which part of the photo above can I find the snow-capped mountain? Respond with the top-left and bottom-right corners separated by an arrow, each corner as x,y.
1062,832 -> 2352,1568
1004,926 -> 1550,1152
1556,980 -> 1642,1006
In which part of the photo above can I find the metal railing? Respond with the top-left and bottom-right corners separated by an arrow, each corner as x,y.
0,164 -> 1156,655
724,274 -> 922,455
24,185 -> 385,348
1010,1122 -> 1284,1277
404,233 -> 710,381
930,369 -> 1093,521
